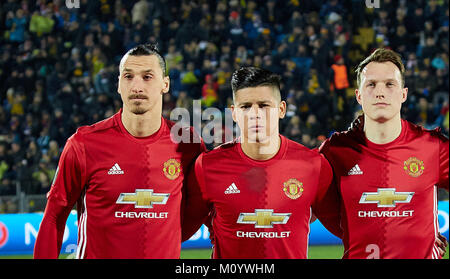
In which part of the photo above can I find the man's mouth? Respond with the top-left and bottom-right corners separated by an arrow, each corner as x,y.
249,125 -> 264,131
129,94 -> 148,100
373,102 -> 389,107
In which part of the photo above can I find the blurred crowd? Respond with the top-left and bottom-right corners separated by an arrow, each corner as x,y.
0,0 -> 449,211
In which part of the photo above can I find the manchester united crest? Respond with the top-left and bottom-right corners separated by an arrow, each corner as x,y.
163,159 -> 181,180
403,157 -> 424,177
283,178 -> 304,200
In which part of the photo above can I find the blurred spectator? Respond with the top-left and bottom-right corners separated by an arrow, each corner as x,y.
330,54 -> 350,117
32,155 -> 54,195
165,43 -> 183,73
25,140 -> 42,167
29,10 -> 54,37
0,142 -> 13,195
304,114 -> 321,139
46,140 -> 60,165
201,74 -> 219,107
131,0 -> 149,25
415,68 -> 437,97
175,90 -> 193,113
5,9 -> 27,43
285,115 -> 302,143
216,59 -> 233,108
181,61 -> 200,98
162,93 -> 175,119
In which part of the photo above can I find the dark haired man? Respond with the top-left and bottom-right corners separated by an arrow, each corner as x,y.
34,44 -> 205,259
182,66 -> 339,258
320,48 -> 449,259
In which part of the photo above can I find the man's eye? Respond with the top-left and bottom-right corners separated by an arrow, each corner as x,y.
386,82 -> 394,87
143,75 -> 152,80
124,74 -> 133,79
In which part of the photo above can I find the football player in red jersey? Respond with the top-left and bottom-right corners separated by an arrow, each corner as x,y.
182,67 -> 339,258
34,44 -> 204,259
319,48 -> 448,259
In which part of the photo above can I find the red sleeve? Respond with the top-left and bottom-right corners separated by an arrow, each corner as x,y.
181,153 -> 211,242
34,134 -> 87,259
437,133 -> 449,191
312,153 -> 343,239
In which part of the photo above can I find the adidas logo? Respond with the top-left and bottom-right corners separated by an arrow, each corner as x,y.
348,164 -> 363,175
108,163 -> 124,175
224,183 -> 240,194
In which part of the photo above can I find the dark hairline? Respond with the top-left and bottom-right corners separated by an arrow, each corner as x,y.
232,84 -> 282,104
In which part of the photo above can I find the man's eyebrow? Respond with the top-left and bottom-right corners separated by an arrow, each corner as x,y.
123,68 -> 154,73
365,78 -> 398,83
237,100 -> 272,105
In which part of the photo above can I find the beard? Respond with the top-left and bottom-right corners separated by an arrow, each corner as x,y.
128,94 -> 150,115
127,100 -> 150,115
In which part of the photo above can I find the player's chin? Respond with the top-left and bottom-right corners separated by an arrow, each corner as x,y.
130,104 -> 151,115
247,132 -> 270,144
373,115 -> 393,123
367,111 -> 394,123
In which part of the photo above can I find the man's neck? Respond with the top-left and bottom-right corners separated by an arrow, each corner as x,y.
121,109 -> 162,138
364,114 -> 403,144
241,134 -> 281,161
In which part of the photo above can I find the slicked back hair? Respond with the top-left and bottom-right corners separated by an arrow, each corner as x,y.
119,43 -> 167,76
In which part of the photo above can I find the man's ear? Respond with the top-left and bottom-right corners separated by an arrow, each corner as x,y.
162,76 -> 170,94
401,87 -> 408,104
355,88 -> 362,105
231,105 -> 237,122
117,75 -> 121,95
278,101 -> 287,119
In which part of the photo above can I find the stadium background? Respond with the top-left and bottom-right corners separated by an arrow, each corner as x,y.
0,0 -> 448,258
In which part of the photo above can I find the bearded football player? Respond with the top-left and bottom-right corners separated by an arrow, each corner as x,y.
34,44 -> 204,259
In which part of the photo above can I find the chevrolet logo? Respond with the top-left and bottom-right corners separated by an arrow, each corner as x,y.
116,189 -> 170,208
237,209 -> 291,228
359,188 -> 414,208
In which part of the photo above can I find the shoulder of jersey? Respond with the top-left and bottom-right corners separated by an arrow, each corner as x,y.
164,118 -> 193,134
164,118 -> 204,144
164,117 -> 178,130
285,137 -> 312,151
74,114 -> 118,137
406,120 -> 449,142
285,137 -> 323,159
322,129 -> 355,147
202,139 -> 238,158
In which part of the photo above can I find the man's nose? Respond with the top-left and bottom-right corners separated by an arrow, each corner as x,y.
130,77 -> 145,93
248,104 -> 262,119
374,85 -> 385,99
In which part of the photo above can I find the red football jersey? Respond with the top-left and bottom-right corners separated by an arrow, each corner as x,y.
34,109 -> 204,259
185,135 -> 335,259
319,117 -> 449,259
